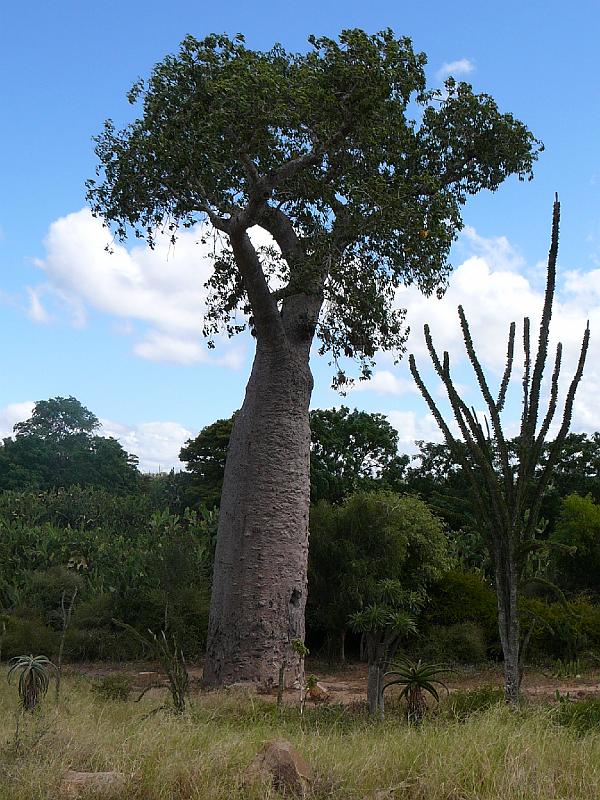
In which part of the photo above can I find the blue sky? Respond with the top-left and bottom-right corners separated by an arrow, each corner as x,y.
1,0 -> 599,470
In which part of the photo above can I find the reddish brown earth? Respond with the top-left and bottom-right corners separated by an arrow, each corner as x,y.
66,660 -> 600,705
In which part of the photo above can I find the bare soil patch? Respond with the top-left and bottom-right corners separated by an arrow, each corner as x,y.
65,660 -> 600,705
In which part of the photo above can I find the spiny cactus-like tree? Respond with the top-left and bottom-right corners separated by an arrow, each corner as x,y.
409,199 -> 590,705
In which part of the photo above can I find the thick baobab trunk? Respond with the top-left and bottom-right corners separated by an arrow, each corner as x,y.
202,331 -> 314,689
494,547 -> 520,706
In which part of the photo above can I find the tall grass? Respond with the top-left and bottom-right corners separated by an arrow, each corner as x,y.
0,678 -> 598,799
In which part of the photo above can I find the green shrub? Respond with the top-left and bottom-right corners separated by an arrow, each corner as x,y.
91,674 -> 132,701
63,628 -> 143,661
425,571 -> 497,635
71,594 -> 115,630
555,697 -> 600,734
26,566 -> 83,627
420,622 -> 488,664
523,597 -> 600,661
444,685 -> 505,720
2,615 -> 57,660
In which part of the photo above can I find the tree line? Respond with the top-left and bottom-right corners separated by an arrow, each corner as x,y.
1,393 -> 598,706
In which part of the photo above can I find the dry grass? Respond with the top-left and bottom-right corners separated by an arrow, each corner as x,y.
0,677 -> 598,799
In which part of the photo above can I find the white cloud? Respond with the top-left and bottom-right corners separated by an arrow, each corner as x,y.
0,401 -> 35,438
349,370 -> 416,396
387,410 -> 443,452
0,399 -> 193,473
436,58 -> 475,81
133,332 -> 209,365
390,227 -> 596,446
28,208 -> 270,367
26,287 -> 51,323
101,417 -> 194,472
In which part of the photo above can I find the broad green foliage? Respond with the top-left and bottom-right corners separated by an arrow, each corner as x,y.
87,29 -> 540,385
551,494 -> 600,595
404,434 -> 600,562
179,415 -> 236,509
424,570 -> 498,630
14,396 -> 99,439
309,406 -> 406,502
308,490 -> 449,659
0,488 -> 216,660
179,407 -> 408,509
418,621 -> 488,665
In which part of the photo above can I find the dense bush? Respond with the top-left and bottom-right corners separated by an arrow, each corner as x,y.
2,615 -> 58,660
551,494 -> 600,596
64,628 -> 144,661
418,622 -> 488,664
0,489 -> 216,661
555,697 -> 600,735
523,597 -> 600,661
444,685 -> 505,720
425,571 -> 498,630
91,674 -> 133,701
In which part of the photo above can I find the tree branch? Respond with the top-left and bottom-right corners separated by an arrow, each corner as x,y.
458,306 -> 513,502
228,226 -> 285,342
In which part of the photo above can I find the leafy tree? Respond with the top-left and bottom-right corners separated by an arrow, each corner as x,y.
551,494 -> 600,596
87,28 -> 541,687
180,407 -> 405,508
538,434 -> 600,533
179,416 -> 236,509
14,396 -> 99,439
409,200 -> 590,704
310,406 -> 404,502
399,440 -> 492,573
308,489 -> 448,712
0,397 -> 139,493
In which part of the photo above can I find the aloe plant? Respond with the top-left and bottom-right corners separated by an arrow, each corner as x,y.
384,656 -> 451,722
7,655 -> 58,711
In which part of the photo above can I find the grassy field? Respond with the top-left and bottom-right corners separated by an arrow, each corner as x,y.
0,674 -> 600,799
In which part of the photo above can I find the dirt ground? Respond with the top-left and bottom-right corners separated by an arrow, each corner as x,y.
65,660 -> 600,705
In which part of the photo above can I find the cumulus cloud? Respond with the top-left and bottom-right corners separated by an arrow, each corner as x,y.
387,410 -> 443,452
0,401 -> 35,438
382,230 -> 597,446
100,418 -> 194,472
28,208 -> 267,367
436,58 -> 475,81
0,400 -> 192,472
349,370 -> 416,396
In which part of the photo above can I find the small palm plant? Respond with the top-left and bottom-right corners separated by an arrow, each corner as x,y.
7,655 -> 58,712
383,656 -> 451,722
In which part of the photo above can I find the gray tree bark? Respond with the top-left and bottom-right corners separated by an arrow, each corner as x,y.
203,285 -> 320,689
494,544 -> 521,706
366,638 -> 387,716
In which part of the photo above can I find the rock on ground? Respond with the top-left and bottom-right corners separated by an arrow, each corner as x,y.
244,738 -> 313,797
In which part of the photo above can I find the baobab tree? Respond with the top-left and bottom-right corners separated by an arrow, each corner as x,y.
87,29 -> 541,688
409,198 -> 590,704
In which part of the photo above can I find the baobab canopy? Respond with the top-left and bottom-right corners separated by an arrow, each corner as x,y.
88,28 -> 543,689
87,28 -> 541,387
